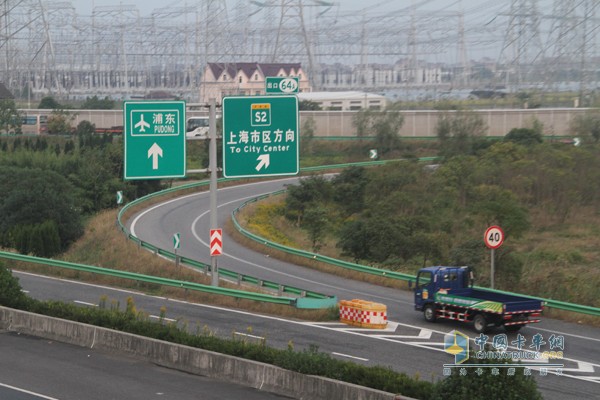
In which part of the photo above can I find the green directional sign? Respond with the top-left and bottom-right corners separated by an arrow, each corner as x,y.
123,101 -> 186,180
222,95 -> 299,179
265,77 -> 299,94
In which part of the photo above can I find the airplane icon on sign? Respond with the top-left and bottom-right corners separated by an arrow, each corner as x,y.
134,114 -> 150,132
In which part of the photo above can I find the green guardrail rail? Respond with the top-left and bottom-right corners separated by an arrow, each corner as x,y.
230,182 -> 600,318
0,250 -> 296,305
114,158 -> 421,309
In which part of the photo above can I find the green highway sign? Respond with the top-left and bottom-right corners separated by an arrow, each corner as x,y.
222,95 -> 299,179
123,101 -> 186,180
265,77 -> 299,94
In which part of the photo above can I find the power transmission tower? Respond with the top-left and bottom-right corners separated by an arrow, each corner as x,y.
497,0 -> 544,89
252,0 -> 332,89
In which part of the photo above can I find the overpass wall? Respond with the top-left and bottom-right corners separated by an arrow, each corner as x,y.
0,306 -> 416,400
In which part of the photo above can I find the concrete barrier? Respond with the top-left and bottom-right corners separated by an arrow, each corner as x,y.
0,306 -> 416,400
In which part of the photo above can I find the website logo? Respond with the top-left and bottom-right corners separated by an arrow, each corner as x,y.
445,330 -> 469,364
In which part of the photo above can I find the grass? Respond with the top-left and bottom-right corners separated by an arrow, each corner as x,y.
233,196 -> 600,327
11,206 -> 336,322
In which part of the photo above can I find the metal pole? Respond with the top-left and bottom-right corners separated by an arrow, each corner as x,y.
490,248 -> 495,289
209,98 -> 219,286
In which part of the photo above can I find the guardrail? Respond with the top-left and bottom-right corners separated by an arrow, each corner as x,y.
115,159 -> 417,308
231,189 -> 600,318
0,250 -> 296,306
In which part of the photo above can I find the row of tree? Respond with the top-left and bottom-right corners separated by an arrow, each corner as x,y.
0,132 -> 162,257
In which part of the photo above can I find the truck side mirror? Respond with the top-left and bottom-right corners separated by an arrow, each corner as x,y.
408,280 -> 414,290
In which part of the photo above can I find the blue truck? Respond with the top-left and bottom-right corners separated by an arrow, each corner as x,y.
411,266 -> 543,333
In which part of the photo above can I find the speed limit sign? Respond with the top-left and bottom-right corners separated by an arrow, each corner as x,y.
484,226 -> 504,249
483,225 -> 504,249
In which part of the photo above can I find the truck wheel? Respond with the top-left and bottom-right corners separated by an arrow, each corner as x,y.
473,314 -> 489,333
505,325 -> 522,332
424,304 -> 437,322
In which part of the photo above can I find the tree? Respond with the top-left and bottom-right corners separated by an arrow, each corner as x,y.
76,120 -> 96,136
298,100 -> 321,111
0,262 -> 30,309
332,166 -> 368,216
436,111 -> 488,158
372,109 -> 404,155
337,220 -> 371,262
284,175 -> 332,225
570,110 -> 600,143
38,96 -> 61,109
47,109 -> 76,134
300,116 -> 316,154
303,206 -> 328,252
504,128 -> 543,146
352,106 -> 404,154
0,167 -> 84,252
81,95 -> 115,110
352,108 -> 374,137
0,99 -> 22,134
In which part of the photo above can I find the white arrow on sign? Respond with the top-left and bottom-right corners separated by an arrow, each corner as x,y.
173,233 -> 180,250
256,154 -> 270,171
148,143 -> 163,170
116,191 -> 123,205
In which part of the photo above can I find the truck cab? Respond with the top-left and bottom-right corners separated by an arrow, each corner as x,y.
414,266 -> 472,312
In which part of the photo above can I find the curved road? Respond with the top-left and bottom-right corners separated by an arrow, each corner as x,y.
122,177 -> 600,400
120,177 -> 600,398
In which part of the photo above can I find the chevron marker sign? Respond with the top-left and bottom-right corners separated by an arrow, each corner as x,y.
210,229 -> 223,256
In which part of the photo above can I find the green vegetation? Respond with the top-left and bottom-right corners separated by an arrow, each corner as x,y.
0,135 -> 163,256
0,263 -> 543,400
431,349 -> 542,400
251,132 -> 600,308
0,99 -> 22,134
81,95 -> 116,110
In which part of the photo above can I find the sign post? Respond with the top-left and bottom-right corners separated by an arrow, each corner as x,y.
123,101 -> 186,180
484,225 -> 505,289
222,95 -> 299,179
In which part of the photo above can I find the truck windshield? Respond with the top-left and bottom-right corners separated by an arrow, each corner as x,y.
417,271 -> 432,289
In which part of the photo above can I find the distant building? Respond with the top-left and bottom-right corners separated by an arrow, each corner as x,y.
316,62 -> 443,90
297,91 -> 388,111
200,62 -> 311,104
0,82 -> 15,100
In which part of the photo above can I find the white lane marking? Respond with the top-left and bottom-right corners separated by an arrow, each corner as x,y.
532,326 -> 600,344
332,352 -> 369,362
127,178 -> 412,306
149,315 -> 177,322
15,271 -> 600,384
190,199 -> 411,305
234,332 -> 266,341
0,382 -> 60,400
371,329 -> 433,340
129,178 -> 298,237
74,300 -> 97,307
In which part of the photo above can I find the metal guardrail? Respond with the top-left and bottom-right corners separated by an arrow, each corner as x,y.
113,159 -> 415,308
230,186 -> 600,318
0,251 -> 296,305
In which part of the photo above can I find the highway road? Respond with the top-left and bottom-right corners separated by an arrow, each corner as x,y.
11,178 -> 600,400
0,328 -> 290,400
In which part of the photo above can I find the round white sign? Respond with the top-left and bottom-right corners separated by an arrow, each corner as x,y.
484,225 -> 504,249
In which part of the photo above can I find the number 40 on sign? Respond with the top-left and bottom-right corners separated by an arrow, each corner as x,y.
484,225 -> 504,250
